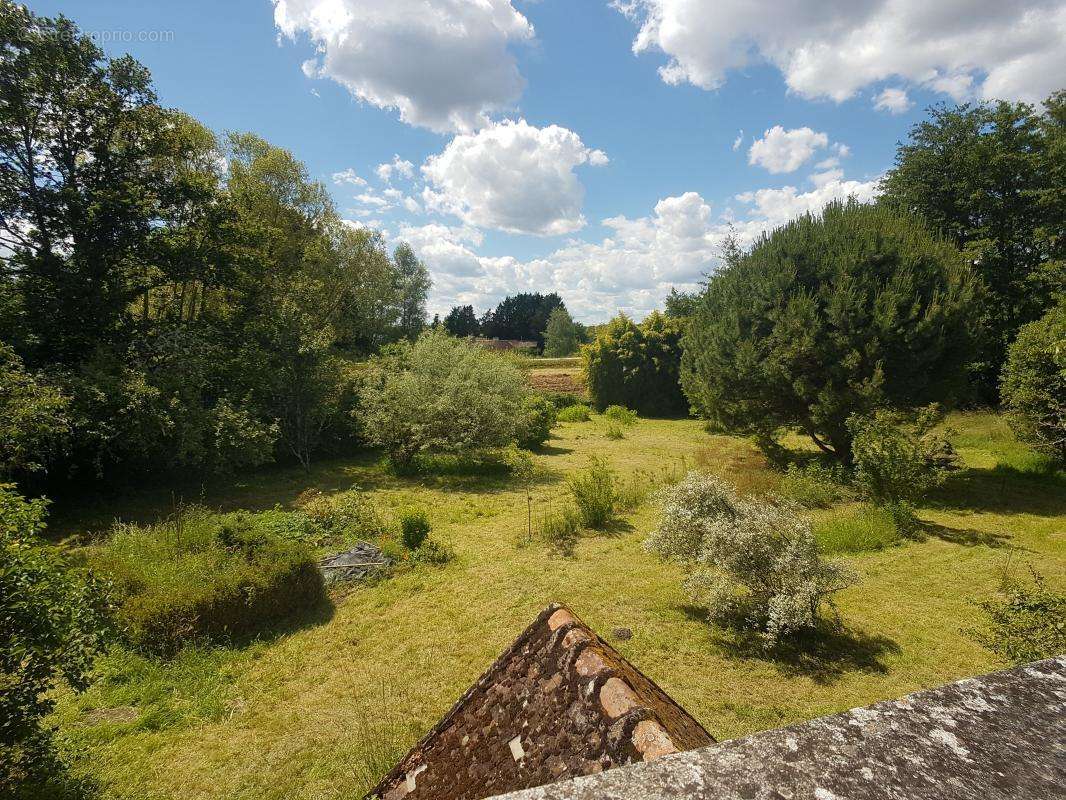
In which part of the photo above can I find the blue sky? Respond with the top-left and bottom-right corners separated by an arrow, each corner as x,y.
28,1 -> 1065,321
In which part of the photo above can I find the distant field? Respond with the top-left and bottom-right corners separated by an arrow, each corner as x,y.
50,411 -> 1065,800
527,367 -> 585,395
519,356 -> 582,369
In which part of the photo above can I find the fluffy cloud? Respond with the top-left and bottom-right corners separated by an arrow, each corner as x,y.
874,87 -> 912,114
376,155 -> 415,183
421,119 -> 608,236
332,168 -> 367,186
273,0 -> 534,132
748,126 -> 828,173
405,171 -> 882,321
614,0 -> 1066,105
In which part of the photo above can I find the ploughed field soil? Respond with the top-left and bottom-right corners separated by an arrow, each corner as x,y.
50,412 -> 1065,800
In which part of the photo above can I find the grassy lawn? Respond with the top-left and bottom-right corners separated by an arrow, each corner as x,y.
51,411 -> 1064,800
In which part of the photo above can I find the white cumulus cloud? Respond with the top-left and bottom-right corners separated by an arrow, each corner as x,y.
376,155 -> 415,183
331,167 -> 367,186
273,0 -> 534,132
421,119 -> 608,236
874,87 -> 912,114
748,126 -> 829,173
614,0 -> 1066,105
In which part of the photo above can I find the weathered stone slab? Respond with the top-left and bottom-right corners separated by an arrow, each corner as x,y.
489,655 -> 1066,800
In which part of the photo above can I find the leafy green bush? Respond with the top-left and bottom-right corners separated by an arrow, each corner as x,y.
399,507 -> 431,550
814,506 -> 901,553
682,200 -> 979,460
1,485 -> 110,794
0,345 -> 69,478
557,404 -> 592,422
646,473 -> 856,647
848,405 -> 959,532
567,457 -> 618,529
538,505 -> 581,556
973,568 -> 1066,665
89,508 -> 327,657
517,394 -> 557,449
360,331 -> 528,470
541,391 -> 581,409
604,405 -> 638,426
1001,303 -> 1066,464
779,463 -> 851,508
584,312 -> 687,416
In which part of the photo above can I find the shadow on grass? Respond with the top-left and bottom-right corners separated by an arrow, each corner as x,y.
927,464 -> 1066,518
917,520 -> 1012,549
680,605 -> 900,685
228,591 -> 337,651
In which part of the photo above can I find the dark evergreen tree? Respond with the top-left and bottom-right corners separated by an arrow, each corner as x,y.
479,292 -> 564,349
443,304 -> 480,337
682,200 -> 980,460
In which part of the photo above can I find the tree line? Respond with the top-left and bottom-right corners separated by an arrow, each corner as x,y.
439,292 -> 590,355
0,5 -> 431,491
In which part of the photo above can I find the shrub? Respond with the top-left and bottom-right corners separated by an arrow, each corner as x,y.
681,200 -> 979,460
646,473 -> 856,647
779,463 -> 851,509
604,422 -> 624,440
604,405 -> 638,426
538,505 -> 581,556
517,394 -> 557,449
0,345 -> 69,478
399,507 -> 431,550
89,509 -> 327,657
296,490 -> 388,543
847,405 -> 959,532
360,331 -> 527,470
973,568 -> 1066,665
541,391 -> 581,410
584,312 -> 687,416
814,506 -> 901,553
557,404 -> 591,422
1001,303 -> 1066,464
567,457 -> 618,528
1,485 -> 110,793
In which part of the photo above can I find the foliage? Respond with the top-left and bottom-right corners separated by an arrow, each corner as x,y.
399,507 -> 431,551
566,457 -> 617,529
973,567 -> 1066,665
392,243 -> 431,341
646,473 -> 856,647
479,293 -> 565,350
880,94 -> 1066,399
295,489 -> 388,543
0,6 -> 427,490
557,404 -> 592,422
682,200 -> 979,461
88,507 -> 327,657
664,287 -> 700,319
542,306 -> 588,357
540,391 -> 581,409
443,305 -> 480,338
517,394 -> 557,449
584,311 -> 687,416
1,485 -> 110,793
360,331 -> 528,469
1001,302 -> 1066,463
0,345 -> 69,477
813,506 -> 901,554
779,463 -> 851,509
604,405 -> 638,427
848,405 -> 959,532
604,422 -> 624,440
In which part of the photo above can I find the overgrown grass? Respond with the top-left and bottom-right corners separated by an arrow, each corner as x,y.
557,404 -> 592,422
48,411 -> 1064,800
814,505 -> 901,553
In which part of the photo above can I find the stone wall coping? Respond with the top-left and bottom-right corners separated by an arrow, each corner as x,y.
487,655 -> 1066,800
